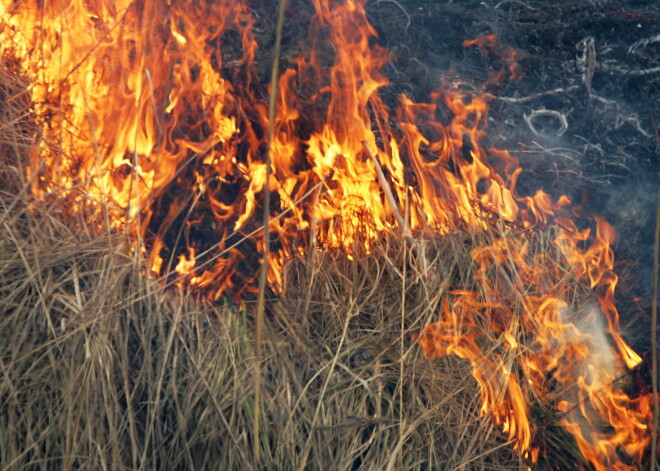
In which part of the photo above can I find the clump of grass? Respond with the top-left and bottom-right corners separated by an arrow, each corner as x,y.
0,187 -> 532,470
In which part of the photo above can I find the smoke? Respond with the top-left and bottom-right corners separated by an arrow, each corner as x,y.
575,305 -> 618,385
556,304 -> 626,467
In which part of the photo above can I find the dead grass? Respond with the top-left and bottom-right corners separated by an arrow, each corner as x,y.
0,59 -> 587,471
0,68 -> 531,467
0,37 -> 592,471
0,183 -> 536,470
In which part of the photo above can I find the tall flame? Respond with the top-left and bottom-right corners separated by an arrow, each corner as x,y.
0,0 -> 654,468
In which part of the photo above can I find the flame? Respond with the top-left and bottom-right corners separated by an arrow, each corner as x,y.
0,0 -> 655,468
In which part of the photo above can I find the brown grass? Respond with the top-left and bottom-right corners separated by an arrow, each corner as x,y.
0,55 -> 595,470
0,185 -> 535,470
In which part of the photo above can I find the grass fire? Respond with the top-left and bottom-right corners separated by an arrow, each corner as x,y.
0,0 -> 657,469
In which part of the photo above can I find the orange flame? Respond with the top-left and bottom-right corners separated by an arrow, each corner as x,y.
0,0 -> 654,468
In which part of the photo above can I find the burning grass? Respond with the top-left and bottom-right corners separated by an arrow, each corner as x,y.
0,157 -> 621,470
0,83 -> 582,467
0,1 -> 656,468
0,188 -> 539,470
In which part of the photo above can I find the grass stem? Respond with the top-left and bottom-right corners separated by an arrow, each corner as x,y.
253,0 -> 289,462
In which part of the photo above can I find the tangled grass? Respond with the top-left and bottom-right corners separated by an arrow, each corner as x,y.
0,182 -> 536,470
0,36 -> 617,469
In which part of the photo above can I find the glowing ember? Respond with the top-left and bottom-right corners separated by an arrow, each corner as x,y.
0,0 -> 654,468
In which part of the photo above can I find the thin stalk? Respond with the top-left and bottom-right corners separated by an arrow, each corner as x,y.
651,113 -> 659,471
398,204 -> 407,466
253,0 -> 288,462
362,140 -> 411,239
652,183 -> 659,471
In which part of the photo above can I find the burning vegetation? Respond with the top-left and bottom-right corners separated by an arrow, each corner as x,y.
0,0 -> 658,469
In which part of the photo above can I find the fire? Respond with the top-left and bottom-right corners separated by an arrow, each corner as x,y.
0,0 -> 655,468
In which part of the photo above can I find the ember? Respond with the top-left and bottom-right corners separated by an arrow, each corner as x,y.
0,0 -> 655,468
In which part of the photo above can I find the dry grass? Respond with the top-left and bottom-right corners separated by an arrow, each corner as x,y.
0,48 -> 592,471
0,0 -> 654,465
0,57 -> 593,470
0,187 -> 534,470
